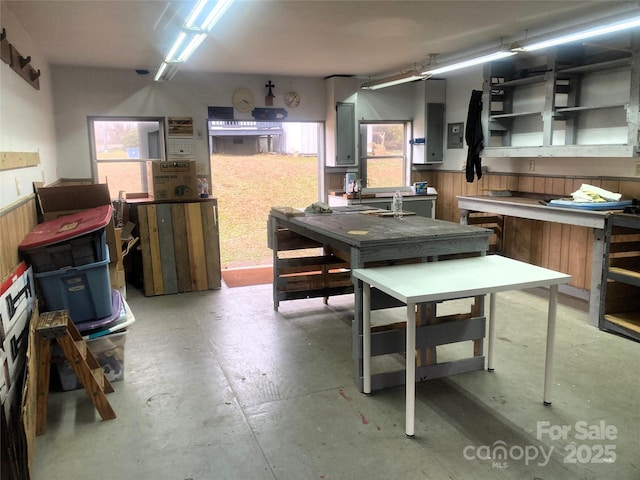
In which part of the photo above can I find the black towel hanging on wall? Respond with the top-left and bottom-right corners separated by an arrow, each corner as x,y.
465,89 -> 484,182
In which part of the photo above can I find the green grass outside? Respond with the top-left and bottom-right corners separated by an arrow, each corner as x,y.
211,154 -> 318,267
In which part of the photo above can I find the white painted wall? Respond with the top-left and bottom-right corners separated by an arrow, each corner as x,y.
50,67 -> 326,180
0,4 -> 57,209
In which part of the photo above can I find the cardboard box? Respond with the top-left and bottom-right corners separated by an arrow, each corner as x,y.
146,160 -> 198,201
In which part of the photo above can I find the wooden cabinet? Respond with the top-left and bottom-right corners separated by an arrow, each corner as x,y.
600,213 -> 640,341
128,199 -> 221,296
483,32 -> 640,157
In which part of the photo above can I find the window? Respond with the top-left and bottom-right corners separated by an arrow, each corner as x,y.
359,122 -> 410,188
89,117 -> 165,199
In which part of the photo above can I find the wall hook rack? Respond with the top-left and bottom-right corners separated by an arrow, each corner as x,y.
0,27 -> 40,90
19,54 -> 31,69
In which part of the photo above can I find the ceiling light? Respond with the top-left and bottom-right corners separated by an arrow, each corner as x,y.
154,62 -> 180,82
360,70 -> 429,90
422,51 -> 516,76
177,33 -> 208,62
155,0 -> 235,82
513,15 -> 640,52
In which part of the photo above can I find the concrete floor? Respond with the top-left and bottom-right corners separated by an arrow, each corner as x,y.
34,281 -> 639,480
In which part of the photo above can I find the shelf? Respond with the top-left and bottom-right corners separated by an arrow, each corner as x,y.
554,103 -> 627,115
492,75 -> 546,88
608,266 -> 640,287
490,111 -> 543,120
482,37 -> 640,156
603,312 -> 640,334
557,57 -> 631,75
482,144 -> 636,158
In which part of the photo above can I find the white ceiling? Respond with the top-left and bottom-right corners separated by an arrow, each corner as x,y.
4,0 -> 639,80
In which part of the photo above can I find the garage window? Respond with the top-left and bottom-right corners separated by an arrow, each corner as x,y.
359,121 -> 410,188
89,116 -> 166,199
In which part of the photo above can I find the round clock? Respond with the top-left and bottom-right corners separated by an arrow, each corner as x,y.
284,91 -> 301,108
232,88 -> 255,112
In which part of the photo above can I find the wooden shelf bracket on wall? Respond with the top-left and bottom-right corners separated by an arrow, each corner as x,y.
0,27 -> 41,90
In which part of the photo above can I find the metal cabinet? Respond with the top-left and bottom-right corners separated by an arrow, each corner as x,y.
335,102 -> 356,166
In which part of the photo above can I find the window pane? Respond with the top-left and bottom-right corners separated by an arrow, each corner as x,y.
362,122 -> 407,188
94,121 -> 159,160
366,157 -> 404,188
96,161 -> 146,199
91,118 -> 164,198
365,124 -> 405,157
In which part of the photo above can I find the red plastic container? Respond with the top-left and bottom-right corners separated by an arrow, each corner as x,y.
19,205 -> 112,272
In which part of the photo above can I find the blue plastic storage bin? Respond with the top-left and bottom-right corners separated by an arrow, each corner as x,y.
34,243 -> 112,323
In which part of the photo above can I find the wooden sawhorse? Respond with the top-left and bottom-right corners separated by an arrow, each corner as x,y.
36,310 -> 116,435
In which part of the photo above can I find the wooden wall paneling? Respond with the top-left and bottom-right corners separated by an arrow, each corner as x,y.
452,171 -> 466,222
546,223 -> 564,272
518,175 -> 534,193
145,205 -> 164,296
504,217 -> 534,262
620,180 -> 640,198
559,224 -> 572,275
185,202 -> 208,291
567,225 -> 589,289
529,219 -> 545,267
156,204 -> 178,295
551,177 -> 566,196
135,206 -> 155,296
0,199 -> 37,280
440,172 -> 456,222
533,175 -> 546,194
200,201 -> 221,289
543,177 -> 554,194
171,204 -> 192,293
600,178 -> 620,195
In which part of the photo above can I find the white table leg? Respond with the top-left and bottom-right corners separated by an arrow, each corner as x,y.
363,282 -> 371,394
488,293 -> 496,371
406,302 -> 416,438
543,284 -> 558,405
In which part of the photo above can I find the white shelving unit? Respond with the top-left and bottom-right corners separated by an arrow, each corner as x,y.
482,32 -> 640,158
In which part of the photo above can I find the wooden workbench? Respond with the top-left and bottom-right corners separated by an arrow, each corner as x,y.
268,207 -> 492,392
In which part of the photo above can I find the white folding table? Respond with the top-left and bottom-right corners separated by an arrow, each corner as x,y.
352,255 -> 571,437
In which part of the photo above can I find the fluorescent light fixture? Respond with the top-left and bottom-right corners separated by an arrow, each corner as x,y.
155,0 -> 235,82
514,15 -> 640,52
423,51 -> 516,76
164,31 -> 187,63
360,70 -> 428,90
202,0 -> 235,30
185,0 -> 235,30
154,61 -> 180,82
177,33 -> 207,62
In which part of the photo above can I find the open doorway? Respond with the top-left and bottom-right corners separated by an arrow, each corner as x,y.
209,121 -> 322,281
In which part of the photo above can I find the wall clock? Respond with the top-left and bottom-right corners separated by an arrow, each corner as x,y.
232,88 -> 255,112
284,91 -> 301,108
